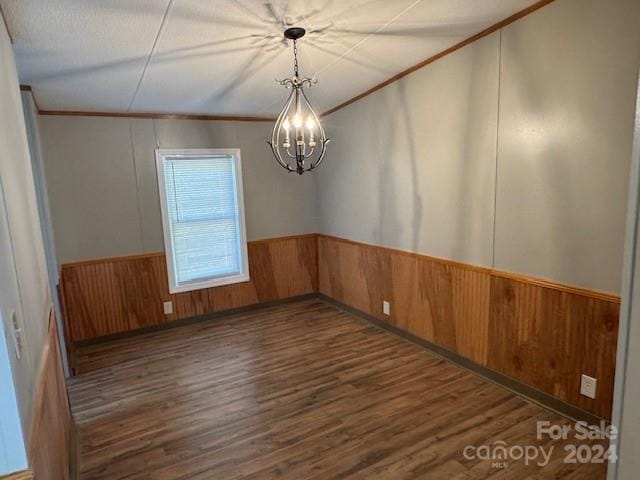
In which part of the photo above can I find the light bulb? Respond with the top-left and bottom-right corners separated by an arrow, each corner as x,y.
282,117 -> 291,146
306,116 -> 316,146
293,114 -> 303,128
306,116 -> 315,130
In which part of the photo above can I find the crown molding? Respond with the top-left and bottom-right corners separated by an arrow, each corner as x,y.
19,84 -> 44,112
21,86 -> 275,122
37,109 -> 275,122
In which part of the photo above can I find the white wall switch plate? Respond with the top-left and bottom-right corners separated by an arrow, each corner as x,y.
580,374 -> 597,399
382,300 -> 391,316
163,301 -> 173,315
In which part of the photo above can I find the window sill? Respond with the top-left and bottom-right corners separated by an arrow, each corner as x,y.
169,273 -> 250,294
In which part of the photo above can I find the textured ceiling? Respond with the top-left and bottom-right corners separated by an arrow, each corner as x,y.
2,0 -> 537,116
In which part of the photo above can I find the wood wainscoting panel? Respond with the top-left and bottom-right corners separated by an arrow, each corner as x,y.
61,234 -> 318,343
173,235 -> 318,319
444,265 -> 491,365
318,236 -> 391,319
319,236 -> 491,366
28,310 -> 72,480
318,234 -> 619,418
488,275 -> 619,418
60,253 -> 171,342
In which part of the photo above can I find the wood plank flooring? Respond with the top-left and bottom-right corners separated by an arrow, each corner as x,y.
68,299 -> 608,479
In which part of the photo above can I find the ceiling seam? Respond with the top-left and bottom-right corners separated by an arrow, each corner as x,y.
128,120 -> 146,253
491,29 -> 503,270
126,0 -> 176,112
311,0 -> 424,78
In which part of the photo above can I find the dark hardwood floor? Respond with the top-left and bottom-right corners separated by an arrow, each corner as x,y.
68,299 -> 608,479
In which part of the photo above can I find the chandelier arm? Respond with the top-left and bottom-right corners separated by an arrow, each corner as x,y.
269,144 -> 293,171
300,87 -> 327,142
307,138 -> 331,171
268,142 -> 294,172
299,87 -> 329,168
273,87 -> 295,142
272,90 -> 294,146
269,144 -> 294,171
284,146 -> 298,159
269,88 -> 297,171
278,78 -> 294,88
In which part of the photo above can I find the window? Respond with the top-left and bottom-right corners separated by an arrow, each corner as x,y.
156,149 -> 249,293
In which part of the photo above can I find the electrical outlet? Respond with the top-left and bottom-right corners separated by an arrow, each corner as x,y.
580,374 -> 597,399
382,300 -> 391,316
163,301 -> 173,315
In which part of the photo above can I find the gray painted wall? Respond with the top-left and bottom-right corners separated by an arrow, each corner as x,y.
39,117 -> 318,263
317,0 -> 640,294
319,30 -> 499,268
493,0 -> 640,295
0,18 -> 51,443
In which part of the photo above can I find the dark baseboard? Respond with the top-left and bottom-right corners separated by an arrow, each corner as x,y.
68,418 -> 79,480
317,294 -> 606,425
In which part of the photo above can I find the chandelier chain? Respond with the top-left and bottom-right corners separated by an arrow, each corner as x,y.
293,39 -> 299,78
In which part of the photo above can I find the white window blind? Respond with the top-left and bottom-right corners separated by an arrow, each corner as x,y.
156,149 -> 249,293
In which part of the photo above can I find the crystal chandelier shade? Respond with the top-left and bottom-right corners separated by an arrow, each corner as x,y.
268,27 -> 329,175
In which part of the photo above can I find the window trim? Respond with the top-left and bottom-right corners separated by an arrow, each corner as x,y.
155,148 -> 250,294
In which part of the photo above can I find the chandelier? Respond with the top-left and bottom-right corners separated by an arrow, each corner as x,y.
268,27 -> 329,175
